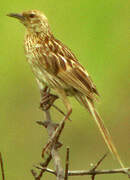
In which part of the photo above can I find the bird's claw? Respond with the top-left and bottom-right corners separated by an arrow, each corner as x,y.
40,93 -> 58,111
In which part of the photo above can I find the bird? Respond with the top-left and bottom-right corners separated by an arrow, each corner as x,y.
7,10 -> 125,168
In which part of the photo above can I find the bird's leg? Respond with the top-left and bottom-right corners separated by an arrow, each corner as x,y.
56,88 -> 72,121
41,89 -> 72,158
40,86 -> 58,111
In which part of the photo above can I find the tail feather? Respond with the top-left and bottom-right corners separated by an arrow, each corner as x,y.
76,94 -> 125,168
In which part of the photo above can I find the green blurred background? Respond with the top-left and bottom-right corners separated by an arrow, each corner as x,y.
0,0 -> 130,179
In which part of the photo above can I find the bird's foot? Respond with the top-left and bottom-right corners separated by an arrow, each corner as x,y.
40,88 -> 58,111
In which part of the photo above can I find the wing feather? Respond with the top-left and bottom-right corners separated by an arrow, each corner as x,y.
57,66 -> 95,99
43,37 -> 99,99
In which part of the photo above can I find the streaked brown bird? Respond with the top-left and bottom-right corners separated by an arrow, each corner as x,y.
7,10 -> 125,168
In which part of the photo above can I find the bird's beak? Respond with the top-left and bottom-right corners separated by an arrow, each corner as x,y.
7,13 -> 25,21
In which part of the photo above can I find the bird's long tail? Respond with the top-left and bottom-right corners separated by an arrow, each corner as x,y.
75,94 -> 125,168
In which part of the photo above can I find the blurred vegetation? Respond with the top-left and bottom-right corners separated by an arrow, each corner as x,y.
0,0 -> 130,180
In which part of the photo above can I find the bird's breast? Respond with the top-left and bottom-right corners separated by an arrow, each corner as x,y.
24,36 -> 65,89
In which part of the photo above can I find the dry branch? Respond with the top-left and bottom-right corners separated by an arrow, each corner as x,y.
36,166 -> 130,177
31,91 -> 130,179
0,152 -> 5,180
32,106 -> 65,180
31,154 -> 52,180
64,147 -> 70,180
43,109 -> 65,180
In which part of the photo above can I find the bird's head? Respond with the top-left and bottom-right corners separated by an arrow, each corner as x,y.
7,10 -> 51,35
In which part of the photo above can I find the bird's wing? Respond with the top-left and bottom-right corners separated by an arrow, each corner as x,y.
44,37 -> 99,99
57,58 -> 98,99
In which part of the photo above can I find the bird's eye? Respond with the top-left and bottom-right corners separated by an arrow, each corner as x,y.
29,14 -> 35,18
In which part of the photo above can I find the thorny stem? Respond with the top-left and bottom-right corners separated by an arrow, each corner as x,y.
44,109 -> 64,180
41,116 -> 65,158
31,108 -> 65,180
38,108 -> 65,180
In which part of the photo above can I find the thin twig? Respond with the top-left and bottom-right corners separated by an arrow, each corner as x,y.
36,166 -> 56,175
41,118 -> 65,158
0,152 -> 5,180
68,167 -> 130,176
90,153 -> 108,180
37,154 -> 52,180
36,167 -> 130,176
90,153 -> 107,179
64,147 -> 70,180
91,175 -> 95,180
91,153 -> 108,171
31,154 -> 52,180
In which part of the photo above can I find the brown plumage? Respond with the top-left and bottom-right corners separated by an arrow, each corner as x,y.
8,10 -> 125,168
